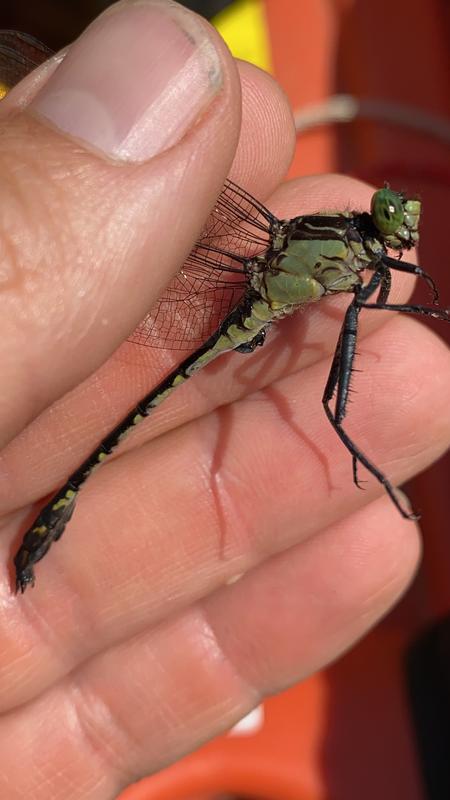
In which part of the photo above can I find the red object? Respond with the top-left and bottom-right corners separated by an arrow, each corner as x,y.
120,1 -> 450,797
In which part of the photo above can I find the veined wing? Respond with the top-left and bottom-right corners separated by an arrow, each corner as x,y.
0,33 -> 279,350
129,179 -> 278,349
0,30 -> 52,93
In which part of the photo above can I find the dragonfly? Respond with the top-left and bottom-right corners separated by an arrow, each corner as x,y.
1,31 -> 449,593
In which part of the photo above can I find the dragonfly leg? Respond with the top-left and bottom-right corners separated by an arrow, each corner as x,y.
322,324 -> 364,490
323,268 -> 383,428
322,270 -> 418,519
357,302 -> 449,322
376,267 -> 391,305
382,254 -> 440,303
323,394 -> 418,518
235,328 -> 267,353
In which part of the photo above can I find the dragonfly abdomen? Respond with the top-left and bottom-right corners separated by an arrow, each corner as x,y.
14,291 -> 272,592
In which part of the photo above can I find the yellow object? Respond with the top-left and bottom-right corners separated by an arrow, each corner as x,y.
0,82 -> 9,100
213,0 -> 272,73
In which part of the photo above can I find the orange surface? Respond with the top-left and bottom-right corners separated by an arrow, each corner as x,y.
267,0 -> 450,606
120,1 -> 450,798
120,628 -> 426,800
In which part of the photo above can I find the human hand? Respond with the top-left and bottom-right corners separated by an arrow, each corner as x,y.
0,1 -> 449,798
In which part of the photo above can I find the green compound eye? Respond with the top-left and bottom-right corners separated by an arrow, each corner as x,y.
371,188 -> 405,235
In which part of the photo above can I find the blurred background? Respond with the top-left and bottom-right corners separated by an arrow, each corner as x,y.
1,1 -> 449,799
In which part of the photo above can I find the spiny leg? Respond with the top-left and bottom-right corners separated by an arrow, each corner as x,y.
351,275 -> 448,485
322,268 -> 418,519
326,269 -> 384,489
351,266 -> 391,483
323,300 -> 367,491
381,254 -> 440,303
359,302 -> 449,322
376,266 -> 391,305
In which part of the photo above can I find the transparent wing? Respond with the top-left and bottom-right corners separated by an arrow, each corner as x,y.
128,180 -> 278,349
0,33 -> 279,351
0,30 -> 52,91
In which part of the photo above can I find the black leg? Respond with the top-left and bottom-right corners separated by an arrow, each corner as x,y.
325,269 -> 383,425
382,255 -> 439,303
322,267 -> 418,519
359,302 -> 449,322
376,267 -> 391,306
235,328 -> 267,353
323,397 -> 418,519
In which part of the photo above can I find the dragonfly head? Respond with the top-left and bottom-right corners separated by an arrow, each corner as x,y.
371,187 -> 421,251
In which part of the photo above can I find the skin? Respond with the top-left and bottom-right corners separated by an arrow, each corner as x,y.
0,7 -> 449,799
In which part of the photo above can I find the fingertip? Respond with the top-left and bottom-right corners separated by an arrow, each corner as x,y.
230,59 -> 296,197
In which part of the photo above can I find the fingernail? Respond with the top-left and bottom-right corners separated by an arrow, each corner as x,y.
30,0 -> 222,162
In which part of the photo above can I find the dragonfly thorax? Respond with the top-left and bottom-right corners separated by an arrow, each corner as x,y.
254,232 -> 365,312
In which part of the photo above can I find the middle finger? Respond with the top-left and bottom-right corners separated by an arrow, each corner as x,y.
1,312 -> 448,709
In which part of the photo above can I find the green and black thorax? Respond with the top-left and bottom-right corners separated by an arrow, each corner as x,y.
245,188 -> 421,321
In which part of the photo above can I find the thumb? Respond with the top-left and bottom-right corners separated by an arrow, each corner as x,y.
0,0 -> 241,448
